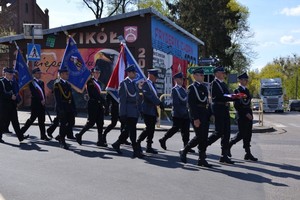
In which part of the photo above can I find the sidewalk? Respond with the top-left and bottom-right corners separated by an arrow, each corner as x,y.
17,110 -> 274,133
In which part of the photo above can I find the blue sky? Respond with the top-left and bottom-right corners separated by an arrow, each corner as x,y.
36,0 -> 300,71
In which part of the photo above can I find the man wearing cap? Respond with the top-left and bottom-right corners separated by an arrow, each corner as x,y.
137,68 -> 164,154
228,72 -> 258,161
75,67 -> 107,147
179,68 -> 212,167
111,65 -> 144,158
53,67 -> 76,149
158,72 -> 193,152
20,68 -> 50,141
0,69 -> 12,134
0,67 -> 29,143
207,67 -> 237,164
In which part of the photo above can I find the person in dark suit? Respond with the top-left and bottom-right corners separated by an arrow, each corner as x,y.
137,69 -> 164,154
0,67 -> 29,143
0,72 -> 12,134
159,72 -> 194,152
75,67 -> 106,147
20,67 -> 50,141
102,92 -> 130,146
228,72 -> 258,161
111,65 -> 144,158
53,67 -> 76,149
207,67 -> 242,164
179,68 -> 212,167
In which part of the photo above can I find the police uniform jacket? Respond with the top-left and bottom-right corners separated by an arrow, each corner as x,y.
172,84 -> 189,119
0,78 -> 20,111
141,79 -> 161,116
188,81 -> 209,120
30,78 -> 45,109
54,79 -> 76,114
234,85 -> 252,119
119,77 -> 140,119
86,77 -> 106,109
211,79 -> 232,103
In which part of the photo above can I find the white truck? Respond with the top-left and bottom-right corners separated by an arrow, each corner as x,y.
260,78 -> 284,112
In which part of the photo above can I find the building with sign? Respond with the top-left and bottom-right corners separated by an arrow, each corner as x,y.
0,8 -> 204,108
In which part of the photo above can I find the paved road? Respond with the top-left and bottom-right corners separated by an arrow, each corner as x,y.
0,112 -> 299,200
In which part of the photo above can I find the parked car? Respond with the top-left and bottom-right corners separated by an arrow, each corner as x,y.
252,101 -> 260,111
288,100 -> 300,111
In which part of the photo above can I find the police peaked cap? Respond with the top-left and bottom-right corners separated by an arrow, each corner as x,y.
213,67 -> 225,73
58,67 -> 69,73
4,67 -> 15,74
237,72 -> 249,79
125,65 -> 136,72
147,69 -> 159,77
32,67 -> 42,74
90,67 -> 101,73
192,68 -> 204,74
173,72 -> 184,79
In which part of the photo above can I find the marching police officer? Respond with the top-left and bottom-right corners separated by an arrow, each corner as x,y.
159,72 -> 193,152
207,67 -> 239,164
20,67 -> 51,141
0,67 -> 29,143
0,69 -> 12,134
179,68 -> 212,167
228,72 -> 258,161
53,67 -> 76,149
137,69 -> 164,154
111,65 -> 143,158
75,67 -> 106,147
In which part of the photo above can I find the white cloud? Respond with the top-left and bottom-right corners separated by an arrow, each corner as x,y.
280,35 -> 300,44
281,5 -> 300,16
291,29 -> 300,33
260,41 -> 278,47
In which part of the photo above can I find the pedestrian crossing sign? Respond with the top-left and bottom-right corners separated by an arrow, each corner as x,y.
27,43 -> 41,61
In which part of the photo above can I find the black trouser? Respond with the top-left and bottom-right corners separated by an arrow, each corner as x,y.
118,117 -> 138,145
0,107 -> 24,141
162,117 -> 190,144
185,108 -> 210,153
230,117 -> 253,149
103,110 -> 118,135
78,101 -> 104,141
208,104 -> 231,151
21,105 -> 46,137
59,111 -> 75,144
137,114 -> 156,146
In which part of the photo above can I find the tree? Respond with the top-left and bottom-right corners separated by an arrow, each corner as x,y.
166,0 -> 254,71
137,0 -> 170,16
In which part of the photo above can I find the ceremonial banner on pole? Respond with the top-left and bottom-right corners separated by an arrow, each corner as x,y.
14,49 -> 32,90
60,36 -> 90,93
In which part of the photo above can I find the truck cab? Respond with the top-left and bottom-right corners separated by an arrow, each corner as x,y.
260,78 -> 284,112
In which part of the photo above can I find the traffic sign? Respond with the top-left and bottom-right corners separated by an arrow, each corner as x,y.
187,66 -> 215,75
27,43 -> 41,61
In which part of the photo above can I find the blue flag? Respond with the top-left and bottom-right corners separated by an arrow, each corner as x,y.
60,37 -> 90,93
14,49 -> 32,90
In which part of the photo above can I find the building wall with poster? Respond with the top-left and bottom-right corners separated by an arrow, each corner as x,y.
0,8 -> 204,109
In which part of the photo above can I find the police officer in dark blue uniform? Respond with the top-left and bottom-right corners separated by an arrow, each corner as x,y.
159,72 -> 193,152
0,67 -> 29,143
137,69 -> 164,154
228,72 -> 258,161
111,65 -> 144,158
53,67 -> 76,149
207,67 -> 239,164
75,67 -> 106,147
179,68 -> 212,167
20,67 -> 50,141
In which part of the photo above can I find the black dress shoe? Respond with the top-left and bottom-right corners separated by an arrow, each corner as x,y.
4,130 -> 12,134
97,141 -> 108,147
0,138 -> 5,143
244,153 -> 258,161
67,135 -> 76,140
198,159 -> 212,168
122,140 -> 131,145
132,151 -> 145,159
219,156 -> 235,164
41,136 -> 51,141
179,149 -> 187,163
46,129 -> 53,138
55,135 -> 61,142
75,134 -> 82,145
112,142 -> 122,154
188,149 -> 196,153
60,143 -> 69,150
159,138 -> 167,150
146,147 -> 158,154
